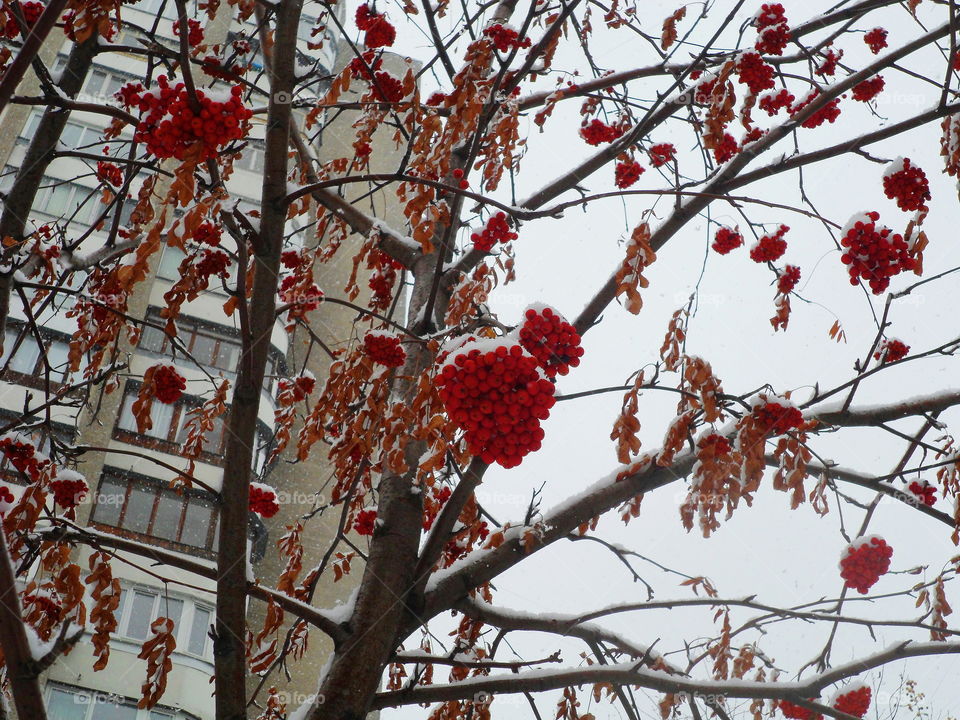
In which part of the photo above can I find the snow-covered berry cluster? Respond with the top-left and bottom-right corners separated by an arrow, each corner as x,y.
96,161 -> 123,187
712,226 -> 743,255
153,364 -> 186,404
356,3 -> 396,48
864,27 -> 888,54
839,535 -> 893,594
832,685 -> 871,718
749,224 -> 789,263
908,481 -> 937,506
49,470 -> 87,509
483,23 -> 531,52
249,482 -> 280,518
2,1 -> 43,38
648,143 -> 676,167
882,157 -> 930,212
778,701 -> 819,720
119,77 -> 251,161
816,48 -> 842,77
792,91 -> 842,128
580,118 -> 624,146
0,435 -> 48,481
777,264 -> 800,294
753,401 -> 803,435
874,338 -> 909,363
737,51 -> 775,93
354,509 -> 377,535
363,331 -> 406,368
840,211 -> 915,294
370,71 -> 405,102
851,76 -> 885,102
712,133 -> 739,164
193,221 -> 222,246
614,160 -> 644,188
195,248 -> 230,279
436,340 -> 556,468
518,306 -> 584,378
471,212 -> 518,252
278,275 -> 324,314
699,433 -> 732,455
172,18 -> 203,46
758,88 -> 794,116
754,4 -> 790,55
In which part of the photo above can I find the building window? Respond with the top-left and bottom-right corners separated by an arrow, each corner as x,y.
111,381 -> 273,472
0,319 -> 73,389
90,468 -> 219,554
113,586 -> 214,660
17,110 -> 109,150
45,683 -> 198,719
138,309 -> 283,392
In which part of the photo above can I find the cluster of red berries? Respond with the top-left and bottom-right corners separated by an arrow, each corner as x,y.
471,212 -> 518,252
0,435 -> 47,481
0,485 -> 14,513
713,133 -> 739,163
371,71 -> 405,102
580,119 -> 624,146
851,76 -> 885,102
153,364 -> 187,404
354,509 -> 377,535
816,48 -> 842,77
356,4 -> 396,48
451,167 -> 469,190
425,92 -> 447,106
777,265 -> 800,294
614,160 -> 644,188
277,375 -> 315,402
908,481 -> 937,507
754,4 -> 790,55
196,248 -> 230,278
864,27 -> 888,54
749,224 -> 789,263
96,161 -> 123,188
436,341 -> 556,468
753,401 -> 803,435
840,535 -> 893,594
348,51 -> 383,81
778,701 -> 819,720
649,143 -> 676,167
518,306 -> 584,378
2,1 -> 43,39
882,158 -> 930,212
699,433 -> 732,455
193,222 -> 222,246
484,23 -> 531,52
874,338 -> 909,363
172,18 -> 203,46
840,211 -> 915,293
120,77 -> 251,161
49,470 -> 87,509
278,276 -> 324,312
363,332 -> 406,368
833,686 -> 871,718
758,88 -> 794,116
792,91 -> 842,128
712,226 -> 743,255
737,51 -> 775,93
249,483 -> 280,518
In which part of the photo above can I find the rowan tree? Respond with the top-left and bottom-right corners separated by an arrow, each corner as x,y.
0,1 -> 960,720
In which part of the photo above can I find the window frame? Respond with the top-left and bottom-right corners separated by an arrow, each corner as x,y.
90,467 -> 220,556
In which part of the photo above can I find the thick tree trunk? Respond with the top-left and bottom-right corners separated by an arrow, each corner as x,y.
213,2 -> 302,718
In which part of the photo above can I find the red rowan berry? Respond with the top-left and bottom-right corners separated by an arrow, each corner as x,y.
363,331 -> 406,368
759,88 -> 794,116
614,160 -> 644,188
882,157 -> 930,212
753,401 -> 803,434
907,480 -> 937,506
580,118 -> 624,146
471,212 -> 517,252
864,28 -> 887,54
754,5 -> 790,55
749,224 -> 789,263
153,365 -> 186,404
249,482 -> 280,517
483,23 -> 532,52
737,51 -> 775,93
778,700 -> 821,720
832,685 -> 871,719
839,535 -> 893,594
354,509 -> 377,535
777,264 -> 800,294
874,338 -> 909,363
518,305 -> 584,378
839,211 -> 914,294
712,226 -> 743,255
649,143 -> 676,167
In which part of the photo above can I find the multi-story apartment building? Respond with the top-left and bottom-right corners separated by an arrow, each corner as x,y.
0,2 -> 403,717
